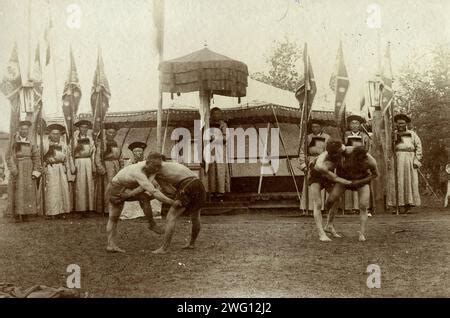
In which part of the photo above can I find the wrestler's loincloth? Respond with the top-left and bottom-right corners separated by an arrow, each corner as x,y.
336,159 -> 371,191
174,177 -> 207,212
308,161 -> 335,191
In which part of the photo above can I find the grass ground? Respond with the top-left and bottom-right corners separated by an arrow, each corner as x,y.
0,199 -> 449,297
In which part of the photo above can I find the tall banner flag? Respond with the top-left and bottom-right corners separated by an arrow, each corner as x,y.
153,0 -> 165,57
1,44 -> 23,148
91,48 -> 110,139
91,48 -> 110,213
295,43 -> 317,211
381,42 -> 394,158
1,44 -> 23,216
44,17 -> 53,66
29,44 -> 44,143
381,42 -> 394,113
295,50 -> 317,115
62,48 -> 82,141
296,43 -> 317,154
329,41 -> 350,134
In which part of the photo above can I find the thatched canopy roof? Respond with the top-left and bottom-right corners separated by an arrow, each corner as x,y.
159,48 -> 248,98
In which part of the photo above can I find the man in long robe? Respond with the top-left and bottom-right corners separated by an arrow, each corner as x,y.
5,121 -> 42,221
73,120 -> 96,214
207,107 -> 231,197
43,124 -> 74,218
299,119 -> 330,214
95,123 -> 122,215
387,114 -> 422,214
343,115 -> 371,214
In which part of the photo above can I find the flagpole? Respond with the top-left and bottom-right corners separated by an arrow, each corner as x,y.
390,99 -> 399,215
27,0 -> 32,81
39,115 -> 46,216
95,51 -> 106,215
303,43 -> 310,213
155,0 -> 165,153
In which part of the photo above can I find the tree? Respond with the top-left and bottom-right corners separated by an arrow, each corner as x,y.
251,37 -> 303,92
395,44 -> 450,192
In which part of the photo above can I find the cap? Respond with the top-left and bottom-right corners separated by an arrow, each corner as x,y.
128,142 -> 147,151
394,114 -> 411,123
19,120 -> 32,127
74,120 -> 93,129
347,115 -> 365,124
46,124 -> 66,134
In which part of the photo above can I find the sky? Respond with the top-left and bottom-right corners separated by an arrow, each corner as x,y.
1,0 -> 449,132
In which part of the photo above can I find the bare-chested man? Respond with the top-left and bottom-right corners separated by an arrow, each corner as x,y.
322,145 -> 379,242
106,154 -> 177,253
308,139 -> 352,242
106,152 -> 206,254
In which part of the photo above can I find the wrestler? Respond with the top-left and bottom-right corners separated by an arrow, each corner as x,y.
323,146 -> 379,242
143,153 -> 207,254
106,154 -> 177,253
309,139 -> 352,242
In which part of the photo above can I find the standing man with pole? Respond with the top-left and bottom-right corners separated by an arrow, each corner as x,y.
91,48 -> 111,217
389,101 -> 400,215
295,43 -> 317,215
62,48 -> 82,211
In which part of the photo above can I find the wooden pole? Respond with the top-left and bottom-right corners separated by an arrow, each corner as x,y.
155,0 -> 165,153
27,0 -> 32,81
272,107 -> 302,204
303,44 -> 310,213
39,116 -> 46,216
257,122 -> 271,194
161,110 -> 170,155
97,99 -> 105,214
390,101 -> 400,215
156,88 -> 163,152
371,105 -> 386,214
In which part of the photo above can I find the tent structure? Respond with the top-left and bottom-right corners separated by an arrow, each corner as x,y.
46,104 -> 338,194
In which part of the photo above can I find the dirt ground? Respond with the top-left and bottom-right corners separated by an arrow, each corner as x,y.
0,199 -> 449,298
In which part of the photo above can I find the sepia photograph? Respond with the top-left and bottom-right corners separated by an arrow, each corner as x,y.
0,0 -> 449,306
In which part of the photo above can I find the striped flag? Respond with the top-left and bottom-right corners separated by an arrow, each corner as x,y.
62,47 -> 82,140
91,48 -> 111,139
295,45 -> 316,116
381,42 -> 394,158
29,44 -> 44,143
381,42 -> 394,112
296,43 -> 317,156
1,44 -> 23,145
330,41 -> 349,133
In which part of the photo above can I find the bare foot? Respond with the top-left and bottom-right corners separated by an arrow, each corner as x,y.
152,247 -> 168,254
358,232 -> 366,242
148,224 -> 164,235
324,226 -> 342,238
319,234 -> 332,242
106,246 -> 126,253
182,243 -> 195,250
